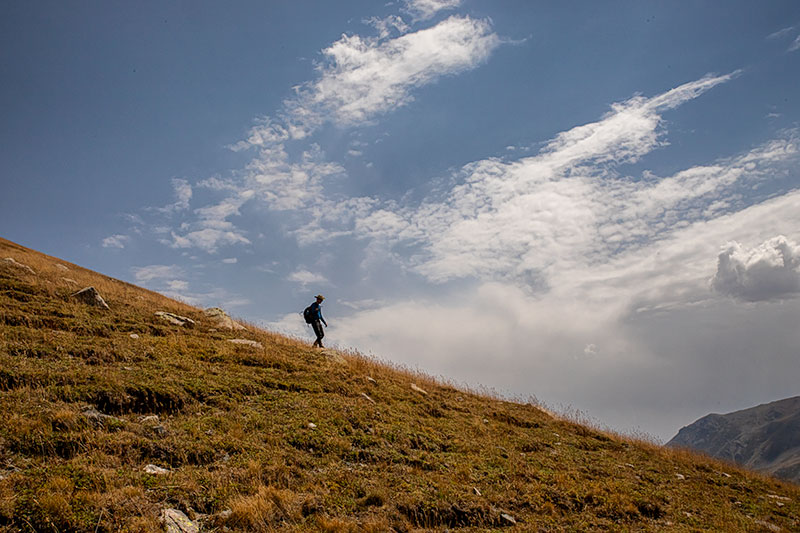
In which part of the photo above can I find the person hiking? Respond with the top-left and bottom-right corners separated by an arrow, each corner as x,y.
304,294 -> 328,348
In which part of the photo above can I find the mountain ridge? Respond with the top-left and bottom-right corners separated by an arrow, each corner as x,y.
668,396 -> 800,484
1,236 -> 798,532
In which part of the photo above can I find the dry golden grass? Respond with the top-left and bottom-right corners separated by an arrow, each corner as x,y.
0,236 -> 799,532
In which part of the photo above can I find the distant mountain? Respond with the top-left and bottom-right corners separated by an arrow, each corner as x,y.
668,396 -> 800,483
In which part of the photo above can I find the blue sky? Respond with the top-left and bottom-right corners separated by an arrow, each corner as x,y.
2,0 -> 800,441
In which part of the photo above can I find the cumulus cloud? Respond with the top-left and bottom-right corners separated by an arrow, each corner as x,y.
403,0 -> 461,21
287,269 -> 329,286
790,35 -> 800,52
101,234 -> 129,249
711,235 -> 800,301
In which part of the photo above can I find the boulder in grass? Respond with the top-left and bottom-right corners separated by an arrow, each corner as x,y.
227,338 -> 263,349
3,257 -> 35,275
204,307 -> 246,330
71,287 -> 110,310
155,311 -> 195,328
144,464 -> 171,475
161,509 -> 199,533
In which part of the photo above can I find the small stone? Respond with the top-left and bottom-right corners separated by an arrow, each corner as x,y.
753,520 -> 781,532
140,415 -> 160,425
155,311 -> 195,327
161,508 -> 199,533
56,264 -> 70,271
483,418 -> 489,424
152,425 -> 167,436
218,509 -> 232,520
410,383 -> 428,395
227,338 -> 263,349
473,487 -> 482,496
675,473 -> 685,480
82,406 -> 121,428
500,512 -> 517,525
3,257 -> 35,275
61,277 -> 78,285
767,494 -> 791,501
361,393 -> 375,404
129,333 -> 139,339
144,464 -> 171,475
71,286 -> 110,309
367,376 -> 378,384
308,422 -> 317,429
717,471 -> 731,478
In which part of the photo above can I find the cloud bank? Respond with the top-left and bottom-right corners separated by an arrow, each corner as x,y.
712,235 -> 800,301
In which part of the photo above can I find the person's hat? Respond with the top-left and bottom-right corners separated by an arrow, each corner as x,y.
315,294 -> 325,300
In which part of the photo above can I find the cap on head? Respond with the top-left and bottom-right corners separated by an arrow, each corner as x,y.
315,294 -> 325,301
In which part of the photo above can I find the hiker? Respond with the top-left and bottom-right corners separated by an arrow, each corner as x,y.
304,294 -> 328,348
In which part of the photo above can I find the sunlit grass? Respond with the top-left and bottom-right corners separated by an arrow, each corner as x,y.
1,236 -> 798,531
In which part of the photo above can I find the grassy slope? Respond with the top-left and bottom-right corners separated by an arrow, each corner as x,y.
0,236 -> 797,532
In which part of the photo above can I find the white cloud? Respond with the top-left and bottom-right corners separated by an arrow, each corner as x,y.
161,14 -> 501,255
156,178 -> 193,213
711,235 -> 800,302
169,228 -> 250,253
132,264 -> 184,283
222,257 -> 238,264
364,15 -> 410,40
767,26 -> 795,40
403,0 -> 461,21
330,191 -> 800,439
101,234 -> 129,249
167,279 -> 189,291
238,15 -> 500,146
789,35 -> 800,52
287,269 -> 329,286
347,73 -> 756,284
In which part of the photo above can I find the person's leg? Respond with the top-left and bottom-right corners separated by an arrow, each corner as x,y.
312,321 -> 324,348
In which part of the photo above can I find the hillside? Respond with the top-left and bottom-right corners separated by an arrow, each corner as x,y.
668,397 -> 800,485
0,236 -> 798,532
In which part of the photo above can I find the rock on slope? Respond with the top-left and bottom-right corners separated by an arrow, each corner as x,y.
668,396 -> 800,483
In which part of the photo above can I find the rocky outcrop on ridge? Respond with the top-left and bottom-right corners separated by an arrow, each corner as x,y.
668,396 -> 800,483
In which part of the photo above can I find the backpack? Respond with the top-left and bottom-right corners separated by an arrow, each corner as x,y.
303,305 -> 314,324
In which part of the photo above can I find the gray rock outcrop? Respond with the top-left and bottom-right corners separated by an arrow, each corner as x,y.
161,509 -> 199,533
71,287 -> 110,309
227,338 -> 263,349
204,307 -> 246,330
155,311 -> 195,327
3,257 -> 35,275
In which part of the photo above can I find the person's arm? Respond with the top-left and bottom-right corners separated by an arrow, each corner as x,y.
317,305 -> 328,327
